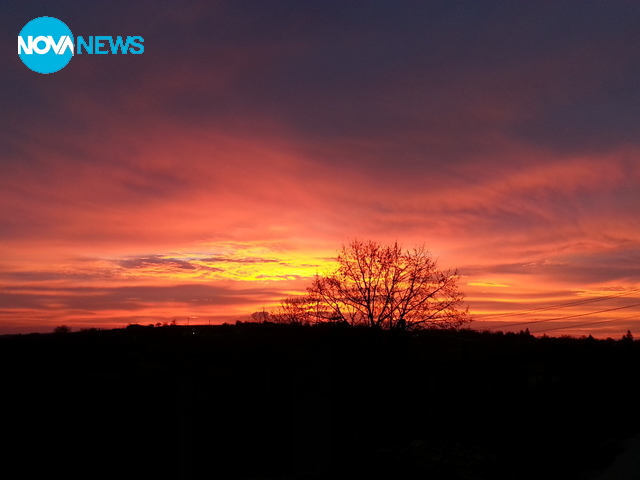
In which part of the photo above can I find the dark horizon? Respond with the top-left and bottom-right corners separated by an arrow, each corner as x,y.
3,321 -> 640,478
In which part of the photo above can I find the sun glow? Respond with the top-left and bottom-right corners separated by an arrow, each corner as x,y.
110,243 -> 337,283
467,281 -> 511,288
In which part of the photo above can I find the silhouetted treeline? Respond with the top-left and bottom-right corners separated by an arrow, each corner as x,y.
1,324 -> 639,479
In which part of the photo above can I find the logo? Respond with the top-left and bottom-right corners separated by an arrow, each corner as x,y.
18,17 -> 74,74
18,16 -> 145,74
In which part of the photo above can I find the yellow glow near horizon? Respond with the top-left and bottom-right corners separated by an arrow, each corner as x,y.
110,242 -> 339,284
467,282 -> 511,288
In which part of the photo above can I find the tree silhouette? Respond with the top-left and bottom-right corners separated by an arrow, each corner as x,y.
299,239 -> 469,330
270,295 -> 317,325
249,310 -> 271,323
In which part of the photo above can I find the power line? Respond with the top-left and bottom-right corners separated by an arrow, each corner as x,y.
530,312 -> 640,334
475,289 -> 639,321
481,302 -> 640,330
530,319 -> 614,334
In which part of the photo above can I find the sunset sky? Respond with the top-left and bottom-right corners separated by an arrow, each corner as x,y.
2,1 -> 640,336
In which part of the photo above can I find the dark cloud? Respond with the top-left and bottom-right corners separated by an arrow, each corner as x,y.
0,282 -> 282,313
116,255 -> 198,270
552,248 -> 640,285
464,246 -> 640,288
203,255 -> 280,264
5,1 -> 639,165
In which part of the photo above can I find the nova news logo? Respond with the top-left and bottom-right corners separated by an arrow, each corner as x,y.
18,16 -> 144,74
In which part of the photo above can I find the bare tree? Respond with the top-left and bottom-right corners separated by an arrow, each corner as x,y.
249,310 -> 271,323
306,239 -> 469,330
270,295 -> 318,325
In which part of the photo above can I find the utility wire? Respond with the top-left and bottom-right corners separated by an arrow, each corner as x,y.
530,319 -> 614,334
529,312 -> 640,334
481,302 -> 640,330
475,289 -> 639,321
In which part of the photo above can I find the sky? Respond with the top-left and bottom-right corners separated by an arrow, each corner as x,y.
1,1 -> 640,337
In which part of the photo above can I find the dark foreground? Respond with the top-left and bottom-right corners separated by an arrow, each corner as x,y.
2,323 -> 640,479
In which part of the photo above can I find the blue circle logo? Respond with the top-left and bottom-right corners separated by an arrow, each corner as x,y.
18,17 -> 74,74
